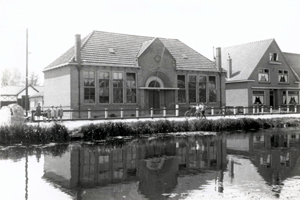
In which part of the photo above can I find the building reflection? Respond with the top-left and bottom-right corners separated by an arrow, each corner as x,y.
226,129 -> 300,198
42,134 -> 227,199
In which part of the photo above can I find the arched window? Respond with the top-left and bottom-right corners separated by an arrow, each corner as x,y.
149,80 -> 160,88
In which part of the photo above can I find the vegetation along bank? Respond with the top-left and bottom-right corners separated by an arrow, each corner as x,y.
1,117 -> 300,145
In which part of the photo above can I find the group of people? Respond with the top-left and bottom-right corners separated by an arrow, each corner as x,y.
188,102 -> 207,119
35,103 -> 64,122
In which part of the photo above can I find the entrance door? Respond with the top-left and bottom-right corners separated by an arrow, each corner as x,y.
270,90 -> 274,107
149,90 -> 160,114
149,80 -> 161,114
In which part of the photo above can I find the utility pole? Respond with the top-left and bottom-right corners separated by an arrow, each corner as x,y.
25,28 -> 29,116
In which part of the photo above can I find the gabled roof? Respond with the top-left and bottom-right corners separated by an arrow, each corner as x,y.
0,85 -> 42,96
283,52 -> 300,79
222,39 -> 274,81
44,30 -> 217,72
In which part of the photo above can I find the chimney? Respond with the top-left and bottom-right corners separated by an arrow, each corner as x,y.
75,34 -> 81,64
215,47 -> 222,71
228,54 -> 232,78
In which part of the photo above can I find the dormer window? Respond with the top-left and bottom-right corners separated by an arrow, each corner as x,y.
269,53 -> 278,61
109,48 -> 115,54
182,54 -> 188,59
258,69 -> 269,82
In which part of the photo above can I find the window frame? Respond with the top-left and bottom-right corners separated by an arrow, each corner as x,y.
98,71 -> 110,104
252,90 -> 265,105
188,75 -> 197,103
278,69 -> 289,84
198,75 -> 207,103
83,70 -> 96,104
208,76 -> 217,103
126,72 -> 137,104
177,74 -> 186,104
258,68 -> 270,83
112,71 -> 124,104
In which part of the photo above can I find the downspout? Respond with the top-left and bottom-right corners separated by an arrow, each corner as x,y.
75,34 -> 82,118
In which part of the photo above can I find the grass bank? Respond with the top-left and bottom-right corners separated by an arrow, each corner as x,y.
1,117 -> 300,145
79,117 -> 300,141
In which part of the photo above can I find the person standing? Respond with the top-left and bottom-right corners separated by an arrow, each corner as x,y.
35,103 -> 42,121
193,104 -> 201,119
57,105 -> 64,122
46,108 -> 51,122
200,102 -> 207,119
50,106 -> 56,122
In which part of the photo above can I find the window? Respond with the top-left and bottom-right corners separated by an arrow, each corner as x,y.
258,69 -> 269,82
99,71 -> 110,103
113,72 -> 123,103
177,75 -> 186,103
288,91 -> 298,104
199,76 -> 206,103
208,76 -> 216,102
278,70 -> 288,83
83,71 -> 95,103
188,75 -> 196,103
253,91 -> 264,105
126,73 -> 136,103
269,53 -> 278,61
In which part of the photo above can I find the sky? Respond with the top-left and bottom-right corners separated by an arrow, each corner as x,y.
0,0 -> 300,85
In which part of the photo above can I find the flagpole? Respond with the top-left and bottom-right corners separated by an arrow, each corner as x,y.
25,28 -> 28,117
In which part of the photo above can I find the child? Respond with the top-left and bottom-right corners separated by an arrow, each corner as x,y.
57,105 -> 64,122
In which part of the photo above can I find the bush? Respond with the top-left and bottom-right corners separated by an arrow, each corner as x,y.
0,123 -> 70,145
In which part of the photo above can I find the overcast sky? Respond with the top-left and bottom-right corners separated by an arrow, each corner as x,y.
1,0 -> 300,85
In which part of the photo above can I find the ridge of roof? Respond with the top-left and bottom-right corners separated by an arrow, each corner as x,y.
44,30 -> 216,71
283,52 -> 300,55
223,38 -> 274,49
221,38 -> 274,81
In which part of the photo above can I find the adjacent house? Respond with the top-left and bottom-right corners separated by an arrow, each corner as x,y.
221,39 -> 300,113
0,85 -> 43,110
43,30 -> 226,118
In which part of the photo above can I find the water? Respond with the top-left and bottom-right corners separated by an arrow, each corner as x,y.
1,128 -> 300,200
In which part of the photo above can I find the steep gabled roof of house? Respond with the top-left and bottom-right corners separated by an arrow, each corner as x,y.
0,86 -> 24,95
44,30 -> 217,72
222,39 -> 274,81
283,52 -> 300,79
0,85 -> 42,96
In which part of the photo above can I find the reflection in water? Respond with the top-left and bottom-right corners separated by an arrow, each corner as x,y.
41,135 -> 227,199
227,128 -> 300,199
1,129 -> 300,199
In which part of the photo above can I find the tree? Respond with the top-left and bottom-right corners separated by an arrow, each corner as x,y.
29,71 -> 39,86
0,67 -> 22,87
0,68 -> 11,87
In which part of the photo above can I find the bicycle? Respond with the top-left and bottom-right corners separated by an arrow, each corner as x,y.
184,107 -> 194,118
184,107 -> 201,119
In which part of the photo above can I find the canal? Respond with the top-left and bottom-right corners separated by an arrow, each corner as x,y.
1,128 -> 300,200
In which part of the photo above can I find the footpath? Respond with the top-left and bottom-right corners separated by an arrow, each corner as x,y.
29,113 -> 300,131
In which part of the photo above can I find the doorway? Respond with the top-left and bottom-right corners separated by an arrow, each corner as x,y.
149,80 -> 161,114
270,90 -> 274,107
